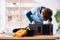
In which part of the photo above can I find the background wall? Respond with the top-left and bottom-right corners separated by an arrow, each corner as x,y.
0,0 -> 5,33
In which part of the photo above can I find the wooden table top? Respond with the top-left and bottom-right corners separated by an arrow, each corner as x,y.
0,34 -> 59,39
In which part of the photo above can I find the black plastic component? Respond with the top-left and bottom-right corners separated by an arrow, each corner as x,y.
25,30 -> 34,36
13,28 -> 20,33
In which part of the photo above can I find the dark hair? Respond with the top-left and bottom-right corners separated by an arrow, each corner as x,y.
42,8 -> 52,21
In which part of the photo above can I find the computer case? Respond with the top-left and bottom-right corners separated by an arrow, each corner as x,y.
29,24 -> 53,35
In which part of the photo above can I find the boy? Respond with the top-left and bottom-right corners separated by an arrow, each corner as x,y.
26,6 -> 52,24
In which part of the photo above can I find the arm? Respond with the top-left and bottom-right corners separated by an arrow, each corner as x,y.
26,11 -> 33,23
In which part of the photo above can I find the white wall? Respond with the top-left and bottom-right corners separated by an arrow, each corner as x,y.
0,0 -> 5,32
35,0 -> 60,34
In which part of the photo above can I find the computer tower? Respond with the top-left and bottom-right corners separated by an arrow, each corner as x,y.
29,24 -> 53,35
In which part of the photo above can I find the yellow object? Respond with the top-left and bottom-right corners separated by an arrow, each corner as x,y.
26,26 -> 30,30
14,29 -> 27,37
13,26 -> 30,37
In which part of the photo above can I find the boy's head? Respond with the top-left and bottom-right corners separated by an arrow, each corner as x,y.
41,8 -> 52,21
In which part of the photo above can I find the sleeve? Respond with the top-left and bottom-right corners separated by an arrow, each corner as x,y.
26,11 -> 33,23
48,17 -> 52,22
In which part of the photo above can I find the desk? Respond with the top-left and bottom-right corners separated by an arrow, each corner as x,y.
0,35 -> 59,40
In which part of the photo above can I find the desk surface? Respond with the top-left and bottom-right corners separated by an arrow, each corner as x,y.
0,34 -> 59,39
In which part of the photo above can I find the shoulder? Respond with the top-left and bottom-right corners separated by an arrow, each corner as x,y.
31,6 -> 46,12
30,6 -> 46,14
30,7 -> 41,13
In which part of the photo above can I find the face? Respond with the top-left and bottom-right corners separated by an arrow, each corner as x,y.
41,8 -> 45,18
41,8 -> 48,21
41,8 -> 45,15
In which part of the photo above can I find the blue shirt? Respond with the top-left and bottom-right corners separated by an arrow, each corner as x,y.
26,6 -> 52,24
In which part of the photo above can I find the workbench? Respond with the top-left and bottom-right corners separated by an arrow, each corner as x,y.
0,34 -> 59,40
